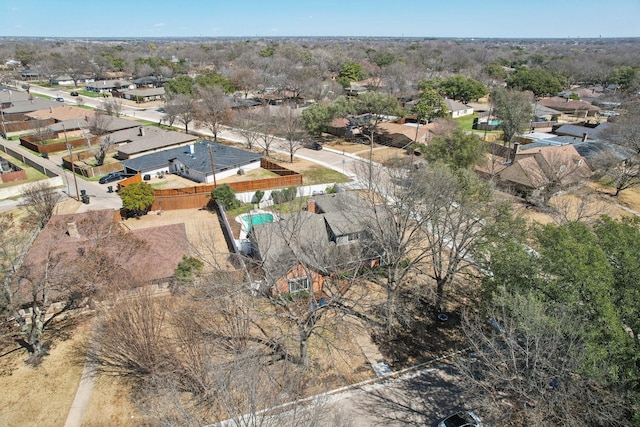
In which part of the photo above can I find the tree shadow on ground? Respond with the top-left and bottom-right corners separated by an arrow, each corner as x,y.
374,301 -> 469,370
351,364 -> 471,426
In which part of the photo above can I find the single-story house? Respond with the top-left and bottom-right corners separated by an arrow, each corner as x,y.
249,211 -> 329,296
226,96 -> 262,110
51,75 -> 94,86
494,144 -> 592,198
18,210 -> 190,303
133,76 -> 171,87
0,90 -> 31,108
553,122 -> 611,140
85,80 -> 132,93
444,98 -> 474,118
538,97 -> 601,118
0,98 -> 61,115
120,87 -> 165,103
25,105 -> 95,123
20,70 -> 39,80
375,121 -> 430,148
512,132 -> 635,169
113,126 -> 199,159
121,140 -> 262,183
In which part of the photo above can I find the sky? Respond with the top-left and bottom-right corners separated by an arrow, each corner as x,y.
3,0 -> 640,39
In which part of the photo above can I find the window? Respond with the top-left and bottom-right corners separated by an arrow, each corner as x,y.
288,276 -> 310,293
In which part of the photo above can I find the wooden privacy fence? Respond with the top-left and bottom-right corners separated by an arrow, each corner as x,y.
120,158 -> 303,211
61,150 -> 123,178
20,134 -> 100,154
3,118 -> 56,135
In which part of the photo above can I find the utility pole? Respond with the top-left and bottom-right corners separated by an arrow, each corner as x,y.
208,144 -> 217,187
63,124 -> 80,201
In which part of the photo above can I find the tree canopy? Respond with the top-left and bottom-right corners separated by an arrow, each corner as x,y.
490,87 -> 533,145
507,67 -> 566,97
337,61 -> 368,87
119,182 -> 155,217
421,128 -> 486,170
437,75 -> 488,103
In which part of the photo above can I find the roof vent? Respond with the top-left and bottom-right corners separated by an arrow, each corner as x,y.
67,221 -> 80,238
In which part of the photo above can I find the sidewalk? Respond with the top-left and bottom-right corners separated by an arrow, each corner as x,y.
0,136 -> 122,213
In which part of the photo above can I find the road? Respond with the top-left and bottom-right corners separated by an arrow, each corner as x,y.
214,364 -> 480,427
2,81 -> 385,215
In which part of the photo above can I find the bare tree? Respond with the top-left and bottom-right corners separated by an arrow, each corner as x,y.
89,289 -> 171,377
549,192 -> 610,226
10,211 -> 144,360
88,110 -> 114,136
417,166 -> 503,313
230,67 -> 261,99
354,165 -> 442,336
100,97 -> 124,117
536,148 -> 592,207
0,213 -> 39,319
93,134 -> 114,167
20,181 -> 61,229
601,106 -> 640,153
195,85 -> 232,143
591,151 -> 640,197
254,108 -> 278,157
165,94 -> 195,134
234,111 -> 261,150
277,107 -> 306,163
53,50 -> 92,88
247,207 -> 363,367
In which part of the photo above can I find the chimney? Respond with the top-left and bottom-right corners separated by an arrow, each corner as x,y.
188,144 -> 195,155
139,126 -> 144,137
511,142 -> 520,163
67,221 -> 80,238
582,132 -> 588,142
307,198 -> 316,213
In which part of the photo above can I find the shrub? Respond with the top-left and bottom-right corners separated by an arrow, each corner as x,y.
271,186 -> 298,204
119,182 -> 154,218
253,190 -> 265,204
211,184 -> 240,210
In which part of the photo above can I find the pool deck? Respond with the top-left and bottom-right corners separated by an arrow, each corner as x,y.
236,209 -> 275,240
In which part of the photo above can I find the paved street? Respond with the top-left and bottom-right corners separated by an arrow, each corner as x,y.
3,83 -> 377,212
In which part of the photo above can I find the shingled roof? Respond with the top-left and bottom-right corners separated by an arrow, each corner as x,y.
121,140 -> 261,175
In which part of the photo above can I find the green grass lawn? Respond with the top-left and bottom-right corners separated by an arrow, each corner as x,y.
301,165 -> 350,185
454,113 -> 479,131
454,113 -> 503,138
71,90 -> 103,98
0,152 -> 49,188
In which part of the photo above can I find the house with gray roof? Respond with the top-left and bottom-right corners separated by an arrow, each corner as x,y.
112,126 -> 198,159
85,80 -> 132,93
445,98 -> 474,118
554,122 -> 611,139
248,193 -> 383,296
0,89 -> 30,108
120,87 -> 165,103
121,140 -> 261,183
0,98 -> 61,114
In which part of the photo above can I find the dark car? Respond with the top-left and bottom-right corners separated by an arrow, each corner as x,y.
308,142 -> 323,151
98,172 -> 122,184
55,97 -> 64,102
70,91 -> 79,96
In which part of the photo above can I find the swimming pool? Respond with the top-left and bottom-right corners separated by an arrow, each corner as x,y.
241,212 -> 274,232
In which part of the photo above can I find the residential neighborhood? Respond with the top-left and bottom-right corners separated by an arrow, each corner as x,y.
1,21 -> 640,427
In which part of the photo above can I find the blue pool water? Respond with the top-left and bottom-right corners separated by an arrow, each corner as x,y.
242,213 -> 274,232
